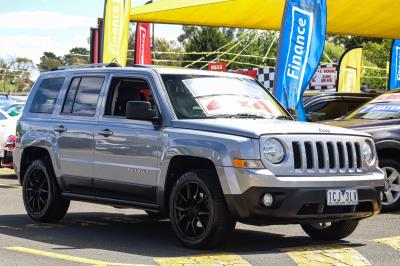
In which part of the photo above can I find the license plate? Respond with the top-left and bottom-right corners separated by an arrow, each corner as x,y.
327,189 -> 358,206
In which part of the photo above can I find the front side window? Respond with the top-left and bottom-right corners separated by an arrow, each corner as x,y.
161,74 -> 288,119
30,77 -> 65,114
105,77 -> 154,117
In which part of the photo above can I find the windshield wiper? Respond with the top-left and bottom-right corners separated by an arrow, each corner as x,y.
207,113 -> 270,119
273,115 -> 293,120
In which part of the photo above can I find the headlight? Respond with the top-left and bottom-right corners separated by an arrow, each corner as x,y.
362,140 -> 374,165
262,138 -> 286,164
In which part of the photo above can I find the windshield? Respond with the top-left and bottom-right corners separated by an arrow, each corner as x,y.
345,92 -> 400,120
161,74 -> 289,119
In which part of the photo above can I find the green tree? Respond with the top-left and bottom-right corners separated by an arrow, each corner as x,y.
178,26 -> 234,68
153,38 -> 184,67
63,47 -> 90,65
37,52 -> 64,72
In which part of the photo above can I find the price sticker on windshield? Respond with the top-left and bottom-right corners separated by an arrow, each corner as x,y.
357,103 -> 400,113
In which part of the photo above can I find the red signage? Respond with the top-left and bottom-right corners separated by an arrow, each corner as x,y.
135,22 -> 153,65
229,69 -> 258,78
208,62 -> 227,72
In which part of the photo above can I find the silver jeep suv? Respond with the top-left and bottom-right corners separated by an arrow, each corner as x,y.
13,65 -> 384,249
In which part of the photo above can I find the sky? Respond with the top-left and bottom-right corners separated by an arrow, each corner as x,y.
0,0 -> 182,64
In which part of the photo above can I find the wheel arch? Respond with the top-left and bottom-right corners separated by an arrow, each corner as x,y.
161,155 -> 221,213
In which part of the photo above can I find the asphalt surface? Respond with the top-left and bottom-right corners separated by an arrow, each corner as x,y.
0,168 -> 399,266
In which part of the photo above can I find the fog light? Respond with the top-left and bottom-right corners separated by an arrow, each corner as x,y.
262,193 -> 274,207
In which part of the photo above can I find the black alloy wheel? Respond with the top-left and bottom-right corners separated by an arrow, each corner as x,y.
22,159 -> 70,222
173,180 -> 211,240
169,170 -> 235,249
24,167 -> 50,216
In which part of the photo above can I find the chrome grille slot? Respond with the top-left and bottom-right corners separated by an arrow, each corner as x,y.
355,142 -> 362,169
327,142 -> 335,169
346,142 -> 354,170
316,142 -> 324,169
293,142 -> 301,169
304,142 -> 313,169
337,142 -> 345,169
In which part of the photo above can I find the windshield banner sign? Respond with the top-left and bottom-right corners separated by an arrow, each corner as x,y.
389,39 -> 400,90
273,0 -> 327,121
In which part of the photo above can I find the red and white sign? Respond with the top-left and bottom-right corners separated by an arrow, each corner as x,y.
135,22 -> 152,65
208,62 -> 227,72
310,65 -> 337,87
229,69 -> 258,78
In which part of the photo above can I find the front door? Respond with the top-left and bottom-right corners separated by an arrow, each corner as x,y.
93,76 -> 162,204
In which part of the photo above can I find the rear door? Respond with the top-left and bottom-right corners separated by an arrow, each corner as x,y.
93,74 -> 163,204
54,75 -> 106,195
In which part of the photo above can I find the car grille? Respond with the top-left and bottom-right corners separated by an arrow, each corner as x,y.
259,135 -> 374,177
292,140 -> 362,174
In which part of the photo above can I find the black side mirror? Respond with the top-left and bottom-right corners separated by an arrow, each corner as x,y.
126,101 -> 157,121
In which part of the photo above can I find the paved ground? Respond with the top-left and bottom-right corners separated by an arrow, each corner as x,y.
0,168 -> 399,266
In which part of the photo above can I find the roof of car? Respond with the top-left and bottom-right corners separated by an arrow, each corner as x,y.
47,64 -> 253,80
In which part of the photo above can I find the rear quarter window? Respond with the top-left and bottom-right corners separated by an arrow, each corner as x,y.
30,77 -> 65,114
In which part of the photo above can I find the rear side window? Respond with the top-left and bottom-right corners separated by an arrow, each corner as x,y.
62,77 -> 104,116
30,78 -> 65,114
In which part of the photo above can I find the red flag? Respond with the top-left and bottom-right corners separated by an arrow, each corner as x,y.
135,22 -> 153,64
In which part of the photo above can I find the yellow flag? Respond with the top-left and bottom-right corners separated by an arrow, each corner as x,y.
337,47 -> 363,93
102,0 -> 131,66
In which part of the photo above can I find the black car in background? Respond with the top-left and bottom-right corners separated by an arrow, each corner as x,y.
304,92 -> 379,122
326,89 -> 400,210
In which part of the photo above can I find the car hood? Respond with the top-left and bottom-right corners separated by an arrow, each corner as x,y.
172,119 -> 370,138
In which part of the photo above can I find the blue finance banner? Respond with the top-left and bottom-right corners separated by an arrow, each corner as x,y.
389,40 -> 400,90
273,0 -> 327,121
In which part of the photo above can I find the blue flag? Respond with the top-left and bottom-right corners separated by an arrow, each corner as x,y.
389,40 -> 400,90
273,0 -> 327,121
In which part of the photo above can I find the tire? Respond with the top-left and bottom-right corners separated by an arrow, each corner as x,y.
380,158 -> 400,211
22,159 -> 70,223
301,220 -> 359,241
169,170 -> 235,249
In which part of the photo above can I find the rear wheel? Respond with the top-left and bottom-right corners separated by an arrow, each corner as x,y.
169,170 -> 235,249
22,159 -> 70,222
301,220 -> 359,240
380,159 -> 400,211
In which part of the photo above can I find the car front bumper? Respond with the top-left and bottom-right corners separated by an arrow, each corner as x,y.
217,167 -> 385,225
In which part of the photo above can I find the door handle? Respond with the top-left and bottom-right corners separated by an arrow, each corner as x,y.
54,125 -> 67,133
98,129 -> 113,137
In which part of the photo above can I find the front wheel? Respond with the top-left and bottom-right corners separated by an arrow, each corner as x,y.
301,220 -> 359,240
380,159 -> 400,211
22,159 -> 70,222
169,170 -> 235,249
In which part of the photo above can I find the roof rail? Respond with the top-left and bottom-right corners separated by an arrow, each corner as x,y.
52,63 -> 121,71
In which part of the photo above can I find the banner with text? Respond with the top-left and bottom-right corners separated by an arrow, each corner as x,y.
389,40 -> 400,90
273,0 -> 327,121
135,22 -> 153,64
102,0 -> 131,66
337,46 -> 363,93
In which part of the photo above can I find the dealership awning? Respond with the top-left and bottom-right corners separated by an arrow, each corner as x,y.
130,0 -> 400,39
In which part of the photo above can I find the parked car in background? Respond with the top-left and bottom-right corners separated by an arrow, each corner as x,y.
0,109 -> 17,168
13,65 -> 384,249
326,89 -> 400,210
304,92 -> 379,122
1,135 -> 16,169
2,102 -> 25,117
